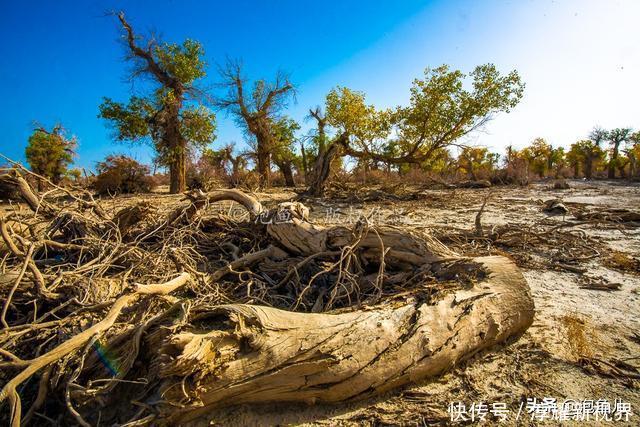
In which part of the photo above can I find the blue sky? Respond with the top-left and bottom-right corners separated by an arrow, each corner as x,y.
1,0 -> 638,171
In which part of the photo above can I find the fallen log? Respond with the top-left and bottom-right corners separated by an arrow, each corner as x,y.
0,177 -> 535,426
154,255 -> 534,424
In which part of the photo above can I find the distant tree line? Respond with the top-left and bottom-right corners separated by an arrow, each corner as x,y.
20,11 -> 640,196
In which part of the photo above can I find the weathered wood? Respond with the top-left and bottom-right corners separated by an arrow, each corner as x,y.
156,255 -> 534,424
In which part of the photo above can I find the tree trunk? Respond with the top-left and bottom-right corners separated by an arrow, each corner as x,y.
276,161 -> 295,187
169,144 -> 186,194
608,143 -> 619,179
585,156 -> 593,180
468,161 -> 477,180
300,140 -> 308,184
307,136 -> 344,197
256,135 -> 271,188
165,90 -> 187,194
618,164 -> 627,179
155,255 -> 534,424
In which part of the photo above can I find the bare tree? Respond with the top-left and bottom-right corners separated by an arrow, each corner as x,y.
216,61 -> 294,187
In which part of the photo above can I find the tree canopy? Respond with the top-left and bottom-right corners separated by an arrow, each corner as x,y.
306,64 -> 525,195
98,12 -> 216,193
25,125 -> 76,188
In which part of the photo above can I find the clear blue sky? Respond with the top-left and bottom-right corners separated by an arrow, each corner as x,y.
1,0 -> 638,170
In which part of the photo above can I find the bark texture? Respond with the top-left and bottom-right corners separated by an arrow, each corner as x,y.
154,255 -> 534,424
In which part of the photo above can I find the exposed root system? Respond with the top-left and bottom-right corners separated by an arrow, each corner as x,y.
0,169 -> 534,426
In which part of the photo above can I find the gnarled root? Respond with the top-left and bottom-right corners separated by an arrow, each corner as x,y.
0,273 -> 191,427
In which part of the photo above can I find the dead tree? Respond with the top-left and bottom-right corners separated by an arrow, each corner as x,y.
156,254 -> 533,424
0,173 -> 534,426
143,196 -> 534,423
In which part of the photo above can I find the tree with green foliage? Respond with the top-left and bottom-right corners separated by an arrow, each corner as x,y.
389,65 -> 523,164
306,64 -> 524,196
67,168 -> 83,183
99,12 -> 216,193
547,146 -> 565,177
25,125 -> 76,190
307,86 -> 390,195
457,146 -> 499,180
521,138 -> 551,178
606,128 -> 632,179
216,61 -> 294,187
566,144 -> 582,177
271,117 -> 301,187
570,130 -> 606,180
626,131 -> 640,179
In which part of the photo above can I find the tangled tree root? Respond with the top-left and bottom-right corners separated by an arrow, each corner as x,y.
0,168 -> 534,426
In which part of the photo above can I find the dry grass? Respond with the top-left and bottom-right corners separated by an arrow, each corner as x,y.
603,250 -> 640,275
560,313 -> 615,363
561,314 -> 594,360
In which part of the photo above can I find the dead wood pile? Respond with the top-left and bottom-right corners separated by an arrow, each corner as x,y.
0,169 -> 534,426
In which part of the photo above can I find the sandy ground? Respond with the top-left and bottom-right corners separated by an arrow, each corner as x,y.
198,180 -> 639,426
3,180 -> 637,426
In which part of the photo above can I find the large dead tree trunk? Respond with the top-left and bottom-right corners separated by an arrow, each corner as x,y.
155,255 -> 533,424
0,181 -> 534,426
121,193 -> 534,424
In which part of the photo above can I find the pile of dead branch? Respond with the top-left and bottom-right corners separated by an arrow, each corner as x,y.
0,168 -> 534,426
318,179 -> 494,204
435,201 -> 607,273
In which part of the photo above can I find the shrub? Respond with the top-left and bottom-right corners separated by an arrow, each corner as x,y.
230,170 -> 261,191
94,155 -> 155,195
497,158 -> 530,186
151,173 -> 169,187
25,125 -> 76,188
186,160 -> 226,191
